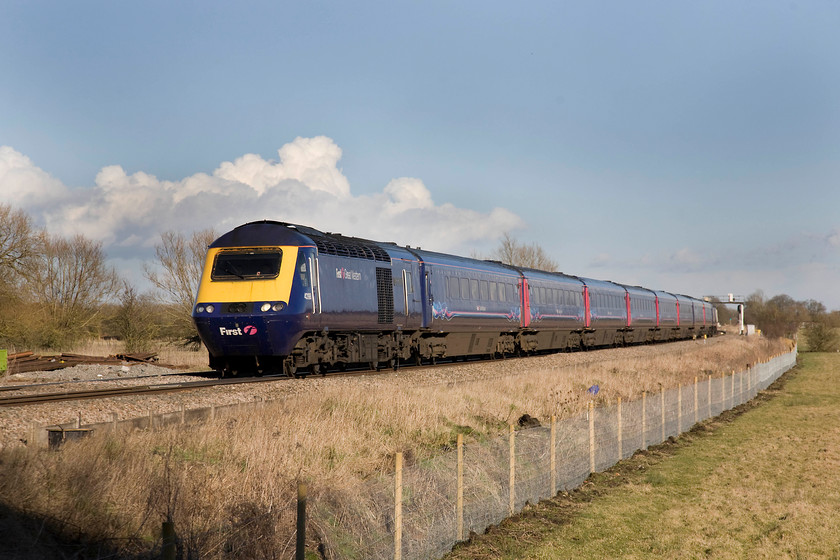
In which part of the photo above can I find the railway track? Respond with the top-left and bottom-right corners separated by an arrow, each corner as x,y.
0,375 -> 286,407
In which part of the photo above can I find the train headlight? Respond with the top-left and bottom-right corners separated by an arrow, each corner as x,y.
205,304 -> 215,313
272,302 -> 286,311
196,305 -> 205,313
260,303 -> 272,312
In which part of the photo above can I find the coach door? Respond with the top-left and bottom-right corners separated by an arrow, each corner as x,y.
390,261 -> 423,330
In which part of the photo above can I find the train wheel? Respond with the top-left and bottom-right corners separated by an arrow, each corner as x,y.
283,359 -> 297,379
309,363 -> 321,376
370,361 -> 379,371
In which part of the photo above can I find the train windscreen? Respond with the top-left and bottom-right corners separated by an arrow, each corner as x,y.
211,249 -> 282,280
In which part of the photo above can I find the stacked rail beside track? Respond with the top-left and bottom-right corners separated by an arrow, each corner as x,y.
3,351 -> 169,374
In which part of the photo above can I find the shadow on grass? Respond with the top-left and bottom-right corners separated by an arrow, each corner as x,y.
0,501 -> 154,560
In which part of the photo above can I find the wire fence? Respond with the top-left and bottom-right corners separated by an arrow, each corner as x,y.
35,347 -> 797,559
314,348 -> 797,559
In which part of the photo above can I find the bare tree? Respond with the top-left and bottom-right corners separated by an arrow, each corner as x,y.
111,281 -> 160,353
21,233 -> 120,348
0,204 -> 41,299
144,229 -> 216,342
489,232 -> 559,272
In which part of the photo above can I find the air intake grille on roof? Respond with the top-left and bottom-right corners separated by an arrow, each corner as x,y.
376,267 -> 394,324
313,236 -> 391,262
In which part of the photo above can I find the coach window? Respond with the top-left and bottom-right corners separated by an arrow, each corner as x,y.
449,277 -> 460,299
470,279 -> 479,300
489,282 -> 497,301
460,278 -> 470,300
480,280 -> 489,301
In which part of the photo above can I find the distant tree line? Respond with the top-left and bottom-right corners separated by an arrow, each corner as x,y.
739,291 -> 839,352
0,203 -> 214,352
1,204 -> 837,353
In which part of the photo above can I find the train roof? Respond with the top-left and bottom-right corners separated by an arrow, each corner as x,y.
210,221 -> 391,262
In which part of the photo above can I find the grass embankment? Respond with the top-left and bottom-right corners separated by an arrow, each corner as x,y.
446,352 -> 840,559
0,336 -> 791,558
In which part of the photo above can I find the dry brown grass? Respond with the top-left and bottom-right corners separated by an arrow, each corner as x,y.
0,335 -> 791,558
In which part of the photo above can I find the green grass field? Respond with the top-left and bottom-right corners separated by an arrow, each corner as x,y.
446,353 -> 840,559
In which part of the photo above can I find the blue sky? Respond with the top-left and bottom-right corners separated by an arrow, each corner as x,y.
2,1 -> 839,309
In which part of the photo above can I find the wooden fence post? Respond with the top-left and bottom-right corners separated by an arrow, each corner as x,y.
641,391 -> 647,450
588,402 -> 595,474
730,371 -> 735,409
550,415 -> 556,496
694,376 -> 698,425
677,384 -> 682,434
707,375 -> 712,419
457,434 -> 464,541
296,483 -> 306,560
509,424 -> 515,516
721,372 -> 726,413
617,397 -> 623,461
660,387 -> 665,442
395,452 -> 402,560
748,367 -> 752,399
162,520 -> 176,560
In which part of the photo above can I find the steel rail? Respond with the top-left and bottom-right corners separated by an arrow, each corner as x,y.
0,375 -> 286,407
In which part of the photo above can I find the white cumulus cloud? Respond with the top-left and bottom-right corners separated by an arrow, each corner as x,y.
0,146 -> 68,208
0,137 -> 524,278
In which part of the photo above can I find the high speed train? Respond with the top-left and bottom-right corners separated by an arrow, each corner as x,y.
192,221 -> 717,377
